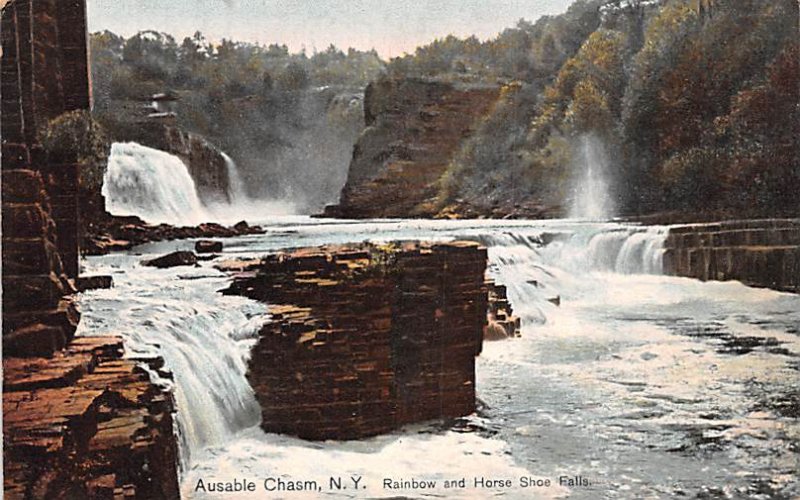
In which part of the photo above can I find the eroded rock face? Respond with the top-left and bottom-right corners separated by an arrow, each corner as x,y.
220,241 -> 489,440
663,219 -> 800,293
2,169 -> 79,357
2,3 -> 181,497
3,336 -> 180,499
324,78 -> 502,218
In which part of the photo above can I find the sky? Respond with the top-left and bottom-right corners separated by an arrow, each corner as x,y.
87,0 -> 576,59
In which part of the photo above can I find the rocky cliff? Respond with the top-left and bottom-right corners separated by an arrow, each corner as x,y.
2,2 -> 181,497
663,219 -> 800,293
324,79 -> 502,218
220,241 -> 492,439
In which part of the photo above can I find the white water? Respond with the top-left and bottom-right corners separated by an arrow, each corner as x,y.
570,135 -> 615,220
103,142 -> 212,225
104,142 -> 296,226
76,218 -> 800,499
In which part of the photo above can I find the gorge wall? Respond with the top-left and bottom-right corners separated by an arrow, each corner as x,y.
2,1 -> 180,497
663,219 -> 800,293
221,241 -> 490,439
324,78 -> 502,218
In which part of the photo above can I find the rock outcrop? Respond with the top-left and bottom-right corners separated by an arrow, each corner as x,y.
220,241 -> 490,440
2,3 -> 181,497
84,214 -> 264,256
195,240 -> 223,253
484,282 -> 521,340
324,78 -> 502,218
3,336 -> 180,499
663,219 -> 800,293
2,169 -> 80,357
142,251 -> 198,269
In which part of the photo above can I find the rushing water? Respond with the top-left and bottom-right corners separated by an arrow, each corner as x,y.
104,142 -> 295,226
104,142 -> 212,225
222,152 -> 249,205
76,218 -> 800,499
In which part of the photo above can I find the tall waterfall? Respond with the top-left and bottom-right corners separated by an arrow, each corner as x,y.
570,135 -> 615,220
104,142 -> 296,226
103,142 -> 212,225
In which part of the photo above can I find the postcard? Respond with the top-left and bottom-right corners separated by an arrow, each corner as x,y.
2,0 -> 798,498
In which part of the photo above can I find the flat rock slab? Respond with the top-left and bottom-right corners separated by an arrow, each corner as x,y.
3,335 -> 180,499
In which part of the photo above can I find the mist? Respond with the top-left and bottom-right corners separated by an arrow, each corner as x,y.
227,88 -> 365,214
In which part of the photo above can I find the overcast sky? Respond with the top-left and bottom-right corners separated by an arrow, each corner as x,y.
87,0 -> 576,58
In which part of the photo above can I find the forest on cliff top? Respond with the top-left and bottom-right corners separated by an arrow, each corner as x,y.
89,0 -> 799,219
389,0 -> 799,219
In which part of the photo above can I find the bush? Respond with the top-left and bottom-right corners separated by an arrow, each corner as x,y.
38,110 -> 111,194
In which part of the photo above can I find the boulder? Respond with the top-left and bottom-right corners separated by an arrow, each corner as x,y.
195,240 -> 223,253
75,275 -> 113,292
141,251 -> 198,269
484,320 -> 510,341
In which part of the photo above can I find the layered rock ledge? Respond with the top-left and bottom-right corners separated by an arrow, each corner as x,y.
219,241 -> 500,440
84,213 -> 264,256
663,219 -> 800,293
3,336 -> 180,499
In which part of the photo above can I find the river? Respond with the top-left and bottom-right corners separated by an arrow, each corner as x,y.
75,217 -> 800,499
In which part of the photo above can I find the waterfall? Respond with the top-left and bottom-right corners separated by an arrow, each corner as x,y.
543,225 -> 668,275
570,135 -> 615,220
104,142 -> 296,226
222,152 -> 248,204
103,142 -> 211,225
481,224 -> 668,277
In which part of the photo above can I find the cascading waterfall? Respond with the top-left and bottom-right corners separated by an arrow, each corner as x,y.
552,225 -> 669,275
570,134 -> 615,220
103,142 -> 211,225
104,141 -> 296,226
75,262 -> 266,471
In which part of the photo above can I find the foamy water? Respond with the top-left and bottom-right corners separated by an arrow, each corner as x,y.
76,218 -> 800,499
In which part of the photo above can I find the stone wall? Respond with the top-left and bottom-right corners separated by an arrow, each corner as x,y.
324,78 -> 501,218
221,241 -> 489,440
663,219 -> 800,293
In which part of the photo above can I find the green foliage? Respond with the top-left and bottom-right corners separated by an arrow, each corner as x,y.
38,110 -> 111,193
619,0 -> 798,214
89,0 -> 798,219
387,1 -> 603,83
